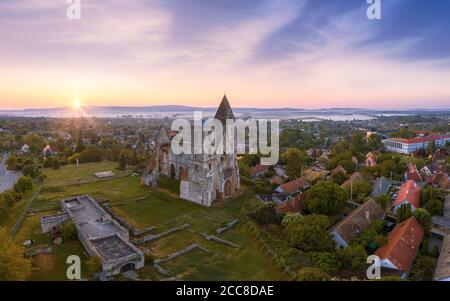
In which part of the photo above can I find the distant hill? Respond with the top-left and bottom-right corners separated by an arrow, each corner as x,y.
0,105 -> 449,119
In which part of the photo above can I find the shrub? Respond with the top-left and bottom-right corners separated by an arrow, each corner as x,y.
14,176 -> 33,193
298,267 -> 331,281
60,223 -> 77,240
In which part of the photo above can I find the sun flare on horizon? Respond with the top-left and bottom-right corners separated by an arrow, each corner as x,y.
72,98 -> 82,110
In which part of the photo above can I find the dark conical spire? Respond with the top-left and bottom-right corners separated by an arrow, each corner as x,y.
214,95 -> 235,124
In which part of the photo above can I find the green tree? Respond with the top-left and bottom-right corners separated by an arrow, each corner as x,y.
298,267 -> 331,281
305,181 -> 347,215
397,204 -> 412,223
52,158 -> 60,169
60,223 -> 77,240
310,252 -> 341,273
119,152 -> 128,170
424,199 -> 444,216
368,134 -> 382,150
337,245 -> 368,270
22,164 -> 39,178
23,133 -> 43,153
85,256 -> 103,275
282,148 -> 310,178
283,214 -> 335,252
427,141 -> 436,155
14,176 -> 33,193
345,180 -> 372,203
0,227 -> 32,280
413,209 -> 431,232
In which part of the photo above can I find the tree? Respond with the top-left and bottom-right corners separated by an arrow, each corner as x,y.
283,214 -> 335,252
282,148 -> 310,178
249,202 -> 282,225
52,158 -> 60,169
345,180 -> 372,203
337,245 -> 368,270
85,256 -> 103,275
60,223 -> 77,240
424,199 -> 444,216
0,227 -> 32,280
304,181 -> 347,215
413,209 -> 431,232
14,176 -> 33,193
23,133 -> 43,153
397,204 -> 412,223
368,134 -> 382,150
298,267 -> 330,281
352,220 -> 387,252
119,152 -> 128,170
427,141 -> 436,155
310,252 -> 341,273
22,164 -> 39,178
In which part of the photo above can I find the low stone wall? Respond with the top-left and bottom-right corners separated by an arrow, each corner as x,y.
216,219 -> 238,235
133,224 -> 191,245
25,246 -> 52,257
201,233 -> 240,248
153,243 -> 209,276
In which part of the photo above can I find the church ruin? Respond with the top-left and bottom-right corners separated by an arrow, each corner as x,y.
141,96 -> 240,207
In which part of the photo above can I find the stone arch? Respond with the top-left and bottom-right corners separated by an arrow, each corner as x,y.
170,164 -> 176,179
119,262 -> 136,274
224,179 -> 232,197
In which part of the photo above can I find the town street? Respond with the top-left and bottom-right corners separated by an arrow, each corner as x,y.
0,152 -> 22,192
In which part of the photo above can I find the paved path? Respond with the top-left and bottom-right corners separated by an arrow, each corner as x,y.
0,152 -> 22,193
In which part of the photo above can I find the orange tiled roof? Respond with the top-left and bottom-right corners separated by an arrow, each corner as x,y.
374,217 -> 424,273
279,178 -> 309,194
250,164 -> 270,176
392,180 -> 421,209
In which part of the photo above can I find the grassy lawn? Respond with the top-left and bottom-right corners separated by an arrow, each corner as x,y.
10,162 -> 288,281
14,212 -> 89,281
42,161 -> 129,187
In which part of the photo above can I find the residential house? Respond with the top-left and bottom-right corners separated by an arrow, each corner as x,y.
391,180 -> 421,214
331,165 -> 347,178
374,217 -> 424,279
250,165 -> 270,179
43,145 -> 57,157
19,144 -> 30,154
276,194 -> 306,214
370,176 -> 391,198
330,199 -> 386,248
341,172 -> 365,189
405,162 -> 422,182
273,177 -> 309,203
365,152 -> 378,168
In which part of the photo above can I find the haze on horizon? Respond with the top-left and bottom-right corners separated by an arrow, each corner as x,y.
1,0 -> 450,110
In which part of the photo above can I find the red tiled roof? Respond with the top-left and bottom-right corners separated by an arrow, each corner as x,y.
278,178 -> 309,194
341,172 -> 365,188
408,162 -> 422,181
390,135 -> 450,144
276,194 -> 306,214
392,180 -> 421,209
374,217 -> 424,273
250,164 -> 270,176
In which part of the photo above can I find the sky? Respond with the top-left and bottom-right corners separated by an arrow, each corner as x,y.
0,0 -> 450,110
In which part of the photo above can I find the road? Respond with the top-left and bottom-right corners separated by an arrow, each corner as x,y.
0,152 -> 22,193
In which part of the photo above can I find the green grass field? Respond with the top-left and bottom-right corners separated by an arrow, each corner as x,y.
42,161 -> 129,187
7,161 -> 287,281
